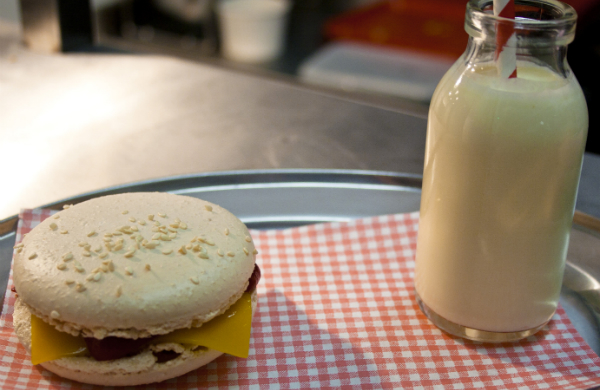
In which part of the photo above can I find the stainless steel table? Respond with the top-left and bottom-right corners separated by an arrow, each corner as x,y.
0,21 -> 432,221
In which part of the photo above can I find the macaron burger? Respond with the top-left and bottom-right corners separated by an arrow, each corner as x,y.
11,192 -> 261,386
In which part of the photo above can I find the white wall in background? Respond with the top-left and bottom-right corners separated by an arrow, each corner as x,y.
0,0 -> 19,23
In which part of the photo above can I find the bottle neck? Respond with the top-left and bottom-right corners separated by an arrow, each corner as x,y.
463,0 -> 577,78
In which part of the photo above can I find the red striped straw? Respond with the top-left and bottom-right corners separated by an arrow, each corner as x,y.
494,0 -> 518,78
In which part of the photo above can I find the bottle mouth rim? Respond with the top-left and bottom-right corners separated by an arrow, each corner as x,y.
465,0 -> 577,45
467,0 -> 577,26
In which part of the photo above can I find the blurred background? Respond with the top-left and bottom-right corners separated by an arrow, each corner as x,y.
1,0 -> 599,154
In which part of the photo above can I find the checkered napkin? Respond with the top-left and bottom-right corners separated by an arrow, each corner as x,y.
1,209 -> 600,389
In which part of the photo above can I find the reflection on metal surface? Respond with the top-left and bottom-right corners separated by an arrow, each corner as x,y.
0,69 -> 123,215
173,181 -> 423,194
561,262 -> 600,354
564,262 -> 600,293
574,210 -> 600,236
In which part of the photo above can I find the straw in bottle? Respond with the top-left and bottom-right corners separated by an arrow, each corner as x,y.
494,0 -> 518,78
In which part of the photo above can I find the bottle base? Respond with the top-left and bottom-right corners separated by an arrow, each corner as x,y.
415,291 -> 548,342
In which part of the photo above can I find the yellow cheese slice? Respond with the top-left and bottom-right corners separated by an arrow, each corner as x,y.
31,315 -> 88,365
31,292 -> 254,364
154,292 -> 253,358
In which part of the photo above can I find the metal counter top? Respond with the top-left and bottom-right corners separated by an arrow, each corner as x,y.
0,22 -> 599,222
0,24 -> 428,220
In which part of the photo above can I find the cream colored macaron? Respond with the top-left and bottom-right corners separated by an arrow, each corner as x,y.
12,192 -> 259,385
13,291 -> 258,386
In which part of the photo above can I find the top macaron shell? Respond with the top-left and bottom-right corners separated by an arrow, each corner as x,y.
13,193 -> 256,339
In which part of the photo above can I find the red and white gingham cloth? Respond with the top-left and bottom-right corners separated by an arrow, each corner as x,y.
1,208 -> 600,389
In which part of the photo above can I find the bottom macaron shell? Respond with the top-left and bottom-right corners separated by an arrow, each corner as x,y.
13,291 -> 258,386
41,349 -> 224,387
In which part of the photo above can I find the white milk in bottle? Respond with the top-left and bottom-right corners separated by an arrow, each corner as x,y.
414,0 -> 588,341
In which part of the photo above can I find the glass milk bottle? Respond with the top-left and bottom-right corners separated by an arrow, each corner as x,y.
414,0 -> 588,342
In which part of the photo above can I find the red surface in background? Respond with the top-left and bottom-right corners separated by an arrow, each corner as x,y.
324,0 -> 599,60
